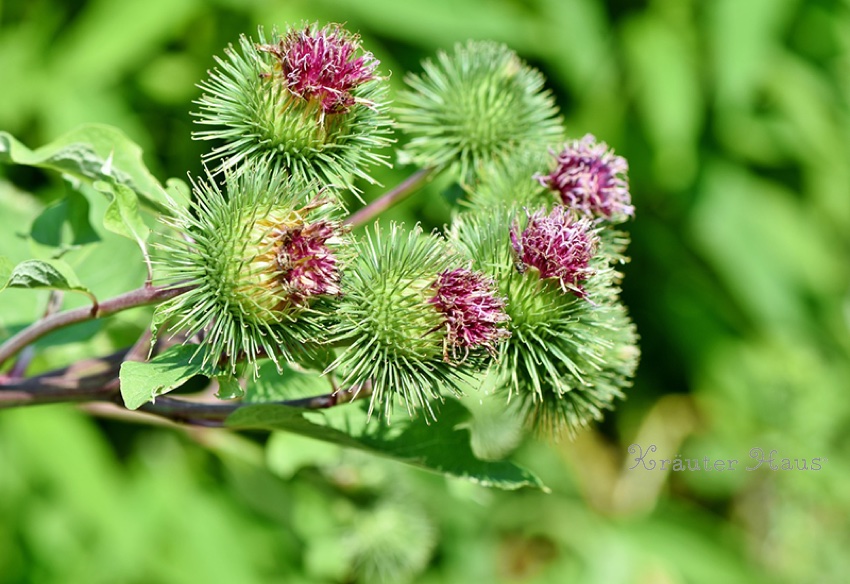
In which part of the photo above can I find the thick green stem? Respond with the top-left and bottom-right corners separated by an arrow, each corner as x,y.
345,167 -> 436,228
0,284 -> 193,368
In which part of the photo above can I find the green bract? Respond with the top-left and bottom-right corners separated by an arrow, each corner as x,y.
396,41 -> 563,185
193,25 -> 393,195
155,163 -> 349,374
449,207 -> 639,437
327,223 -> 490,420
461,148 -> 553,209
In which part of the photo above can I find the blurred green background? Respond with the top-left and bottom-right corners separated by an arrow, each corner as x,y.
2,0 -> 849,582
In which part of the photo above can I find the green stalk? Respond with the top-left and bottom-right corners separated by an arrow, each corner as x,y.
0,284 -> 193,368
345,167 -> 436,228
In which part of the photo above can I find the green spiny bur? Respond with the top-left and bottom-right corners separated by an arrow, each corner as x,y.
327,223 -> 488,421
396,40 -> 563,185
449,206 -> 639,437
155,162 -> 349,374
194,24 -> 393,195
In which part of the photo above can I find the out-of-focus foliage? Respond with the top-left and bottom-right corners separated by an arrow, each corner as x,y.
1,0 -> 848,582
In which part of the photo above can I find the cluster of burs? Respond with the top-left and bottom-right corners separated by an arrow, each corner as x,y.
158,22 -> 639,437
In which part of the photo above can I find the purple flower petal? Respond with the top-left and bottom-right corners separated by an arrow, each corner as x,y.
536,134 -> 634,220
429,268 -> 510,361
260,24 -> 378,114
511,206 -> 598,298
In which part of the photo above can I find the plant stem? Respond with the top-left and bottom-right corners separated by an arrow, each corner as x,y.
136,388 -> 367,426
9,291 -> 64,379
0,350 -> 128,407
345,167 -> 436,228
0,284 -> 193,368
0,348 -> 369,427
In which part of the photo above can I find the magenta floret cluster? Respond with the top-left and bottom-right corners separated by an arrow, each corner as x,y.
261,24 -> 378,114
429,268 -> 510,360
510,206 -> 598,298
536,134 -> 634,220
276,220 -> 341,305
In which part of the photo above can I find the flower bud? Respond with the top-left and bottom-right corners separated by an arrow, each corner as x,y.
396,41 -> 563,185
448,207 -> 638,437
327,224 -> 507,420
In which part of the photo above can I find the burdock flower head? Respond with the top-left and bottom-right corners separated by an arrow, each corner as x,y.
156,163 -> 348,374
327,225 -> 509,420
429,268 -> 510,361
511,206 -> 598,298
536,134 -> 634,222
259,23 -> 378,114
449,207 -> 638,438
194,23 -> 392,193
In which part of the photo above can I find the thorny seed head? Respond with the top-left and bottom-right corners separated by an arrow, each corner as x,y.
510,206 -> 598,298
259,23 -> 378,114
536,134 -> 634,221
429,268 -> 510,361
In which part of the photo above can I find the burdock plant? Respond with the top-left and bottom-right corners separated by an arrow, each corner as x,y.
0,21 -> 639,493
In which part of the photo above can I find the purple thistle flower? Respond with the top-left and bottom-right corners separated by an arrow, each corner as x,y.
273,218 -> 342,306
511,206 -> 598,298
429,268 -> 510,361
536,134 -> 634,221
260,24 -> 378,114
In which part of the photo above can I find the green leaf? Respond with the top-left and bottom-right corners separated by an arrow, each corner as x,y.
2,258 -> 96,305
92,180 -> 150,264
0,124 -> 169,213
244,361 -> 331,403
0,182 -> 49,330
119,344 -> 214,410
215,376 -> 244,400
227,399 -> 547,491
30,190 -> 100,249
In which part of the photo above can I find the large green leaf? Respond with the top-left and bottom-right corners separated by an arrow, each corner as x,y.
0,124 -> 169,213
227,399 -> 546,491
2,258 -> 96,305
119,344 -> 213,410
